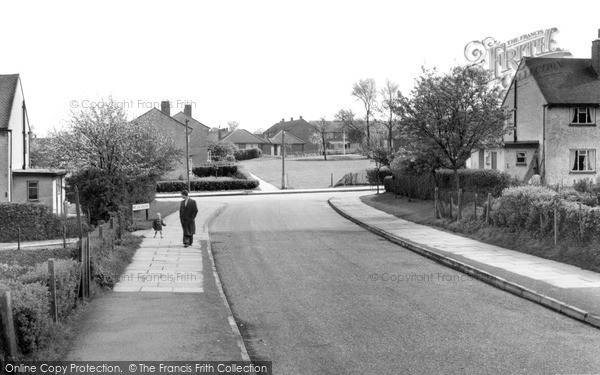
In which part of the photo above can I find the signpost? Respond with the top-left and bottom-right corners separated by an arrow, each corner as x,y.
132,203 -> 150,221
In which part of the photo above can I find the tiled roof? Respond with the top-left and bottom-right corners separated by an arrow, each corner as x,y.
0,74 -> 19,129
264,118 -> 313,135
172,112 -> 210,129
268,130 -> 305,144
308,120 -> 344,133
521,57 -> 600,105
222,129 -> 269,144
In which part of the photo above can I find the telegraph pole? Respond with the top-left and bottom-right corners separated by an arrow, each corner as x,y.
281,131 -> 286,189
185,119 -> 191,192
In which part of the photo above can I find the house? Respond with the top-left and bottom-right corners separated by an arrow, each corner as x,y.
308,120 -> 360,154
133,101 -> 209,179
266,130 -> 305,156
0,74 -> 66,214
221,128 -> 269,151
263,117 -> 316,154
470,30 -> 600,186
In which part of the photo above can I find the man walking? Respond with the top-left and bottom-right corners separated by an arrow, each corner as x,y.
179,190 -> 198,247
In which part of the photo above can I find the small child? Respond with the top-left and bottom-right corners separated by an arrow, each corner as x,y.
152,213 -> 166,238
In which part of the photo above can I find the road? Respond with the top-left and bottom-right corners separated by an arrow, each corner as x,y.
208,192 -> 600,374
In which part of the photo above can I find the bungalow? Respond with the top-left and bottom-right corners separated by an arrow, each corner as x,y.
470,30 -> 600,186
221,128 -> 269,152
263,116 -> 317,154
133,101 -> 210,179
0,74 -> 66,215
267,130 -> 305,156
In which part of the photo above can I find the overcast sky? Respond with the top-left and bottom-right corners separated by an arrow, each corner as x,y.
2,0 -> 599,135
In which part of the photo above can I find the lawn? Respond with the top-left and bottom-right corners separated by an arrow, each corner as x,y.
239,155 -> 375,189
361,193 -> 600,273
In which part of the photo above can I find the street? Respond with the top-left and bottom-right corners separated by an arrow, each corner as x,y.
207,192 -> 600,374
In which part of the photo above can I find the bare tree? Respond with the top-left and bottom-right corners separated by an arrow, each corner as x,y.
310,118 -> 330,160
378,79 -> 400,151
352,78 -> 377,144
334,109 -> 365,145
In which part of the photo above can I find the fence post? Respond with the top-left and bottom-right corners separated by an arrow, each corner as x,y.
434,187 -> 440,219
109,218 -> 114,230
49,259 -> 58,323
17,227 -> 20,251
99,226 -> 103,238
0,291 -> 18,359
117,212 -> 122,240
450,196 -> 455,221
75,186 -> 83,262
474,193 -> 478,219
86,234 -> 91,298
63,225 -> 66,248
554,203 -> 558,246
457,189 -> 463,220
486,193 -> 492,225
579,202 -> 583,238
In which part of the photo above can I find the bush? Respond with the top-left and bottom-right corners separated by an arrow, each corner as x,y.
209,141 -> 238,161
19,259 -> 80,321
491,186 -> 557,232
192,164 -> 238,178
366,167 -> 394,184
5,281 -> 52,355
234,148 -> 262,161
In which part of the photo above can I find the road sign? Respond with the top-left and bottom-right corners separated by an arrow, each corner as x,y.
132,203 -> 150,211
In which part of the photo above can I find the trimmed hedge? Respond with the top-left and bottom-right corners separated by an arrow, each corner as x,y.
385,169 -> 520,199
0,203 -> 91,242
234,148 -> 261,161
157,179 -> 259,192
192,164 -> 238,178
366,167 -> 394,184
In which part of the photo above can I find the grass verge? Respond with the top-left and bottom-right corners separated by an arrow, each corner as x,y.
361,193 -> 600,273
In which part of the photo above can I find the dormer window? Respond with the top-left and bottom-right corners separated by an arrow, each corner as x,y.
570,107 -> 595,125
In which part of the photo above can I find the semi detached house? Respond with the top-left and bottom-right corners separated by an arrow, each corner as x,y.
472,30 -> 600,186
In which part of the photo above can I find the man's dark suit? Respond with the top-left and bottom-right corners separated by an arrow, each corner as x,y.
179,198 -> 198,246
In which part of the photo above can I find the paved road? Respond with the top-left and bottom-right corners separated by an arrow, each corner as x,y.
208,192 -> 600,375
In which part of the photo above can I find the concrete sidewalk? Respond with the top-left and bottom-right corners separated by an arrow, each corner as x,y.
0,238 -> 78,251
67,202 -> 249,360
329,193 -> 600,328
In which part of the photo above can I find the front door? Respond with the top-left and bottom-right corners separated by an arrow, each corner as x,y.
491,152 -> 497,170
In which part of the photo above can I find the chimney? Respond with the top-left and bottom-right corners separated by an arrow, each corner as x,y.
160,101 -> 170,116
299,115 -> 303,120
593,29 -> 600,76
281,118 -> 285,123
290,117 -> 294,121
184,104 -> 192,117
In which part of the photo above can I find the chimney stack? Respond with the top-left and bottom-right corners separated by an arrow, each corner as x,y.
593,29 -> 600,77
184,104 -> 192,117
160,101 -> 170,116
299,115 -> 303,120
281,118 -> 285,123
290,117 -> 294,121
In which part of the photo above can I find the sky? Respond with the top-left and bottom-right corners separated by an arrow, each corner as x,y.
2,0 -> 600,136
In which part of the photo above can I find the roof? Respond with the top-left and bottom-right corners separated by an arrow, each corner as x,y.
0,74 -> 19,129
172,111 -> 210,130
134,108 -> 187,128
264,118 -> 313,135
221,129 -> 269,144
308,120 -> 344,132
268,130 -> 305,145
503,141 -> 539,149
516,57 -> 600,105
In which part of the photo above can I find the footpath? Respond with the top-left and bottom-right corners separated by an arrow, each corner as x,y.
329,193 -> 600,329
66,201 -> 248,361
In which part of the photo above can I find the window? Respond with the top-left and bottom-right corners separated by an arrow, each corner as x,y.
516,151 -> 527,165
570,149 -> 596,172
570,107 -> 595,125
27,181 -> 39,201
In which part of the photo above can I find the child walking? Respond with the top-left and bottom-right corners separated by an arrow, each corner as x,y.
153,212 -> 166,238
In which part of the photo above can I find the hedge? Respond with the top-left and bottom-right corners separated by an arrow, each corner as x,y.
192,164 -> 238,178
157,179 -> 259,192
0,203 -> 91,242
19,259 -> 80,321
234,148 -> 261,161
491,185 -> 600,242
385,169 -> 520,199
366,167 -> 394,185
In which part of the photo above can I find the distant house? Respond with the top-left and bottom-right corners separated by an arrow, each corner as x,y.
470,30 -> 600,186
0,74 -> 67,214
266,130 -> 305,156
308,120 -> 359,153
221,129 -> 269,151
263,117 -> 316,154
133,101 -> 209,179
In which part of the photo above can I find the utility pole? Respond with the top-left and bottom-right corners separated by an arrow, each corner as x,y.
185,119 -> 191,192
281,131 -> 286,189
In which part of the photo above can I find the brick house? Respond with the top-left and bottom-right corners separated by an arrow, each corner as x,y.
470,31 -> 600,186
221,129 -> 269,151
0,74 -> 66,214
133,101 -> 209,179
263,117 -> 315,154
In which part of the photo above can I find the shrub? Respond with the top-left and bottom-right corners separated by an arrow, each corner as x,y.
366,167 -> 394,184
234,148 -> 262,161
19,259 -> 80,321
490,186 -> 557,232
6,281 -> 52,355
209,141 -> 238,160
192,164 -> 238,178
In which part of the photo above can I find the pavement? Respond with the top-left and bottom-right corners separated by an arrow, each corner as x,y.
0,238 -> 78,251
67,201 -> 250,361
328,193 -> 600,329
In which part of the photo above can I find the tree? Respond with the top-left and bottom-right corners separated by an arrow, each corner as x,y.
52,99 -> 182,223
227,121 -> 239,132
352,78 -> 377,143
378,79 -> 400,151
209,141 -> 238,161
310,118 -> 330,160
334,109 -> 365,145
396,65 -> 508,192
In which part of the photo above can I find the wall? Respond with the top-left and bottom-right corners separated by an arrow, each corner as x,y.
544,106 -> 600,185
0,132 -> 9,202
12,175 -> 56,211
